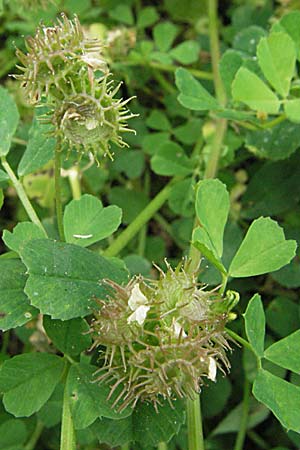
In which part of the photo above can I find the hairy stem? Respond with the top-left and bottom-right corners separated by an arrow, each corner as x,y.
187,396 -> 204,450
24,421 -> 44,450
55,147 -> 65,241
233,379 -> 251,450
104,179 -> 175,257
157,442 -> 168,450
1,156 -> 45,232
60,372 -> 76,450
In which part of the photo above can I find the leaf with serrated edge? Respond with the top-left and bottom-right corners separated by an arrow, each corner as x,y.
0,353 -> 65,417
20,239 -> 128,320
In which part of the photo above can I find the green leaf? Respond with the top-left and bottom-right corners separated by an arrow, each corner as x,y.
168,177 -> 195,217
211,398 -> 269,435
17,113 -> 55,176
93,398 -> 185,447
91,417 -> 131,447
43,316 -> 92,357
3,222 -> 46,254
37,383 -> 63,428
253,369 -> 300,433
137,6 -> 159,28
0,353 -> 65,417
244,293 -> 265,358
108,187 -> 148,224
175,68 -> 219,111
233,25 -> 267,56
0,259 -> 37,332
192,227 -> 227,275
272,11 -> 300,60
202,375 -> 232,419
229,217 -> 297,277
195,179 -> 230,258
264,330 -> 300,373
20,239 -> 128,320
232,67 -> 280,114
109,4 -> 134,25
257,32 -> 296,98
146,109 -> 171,131
245,121 -> 300,161
66,363 -> 131,430
151,142 -> 193,176
169,40 -> 200,65
242,153 -> 300,218
284,99 -> 300,123
0,419 -> 28,448
219,49 -> 243,98
63,194 -> 122,247
266,297 -> 300,338
0,87 -> 19,157
173,118 -> 203,145
153,21 -> 178,52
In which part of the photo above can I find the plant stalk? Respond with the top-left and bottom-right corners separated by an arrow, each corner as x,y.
187,396 -> 205,450
1,156 -> 45,232
60,374 -> 76,450
54,147 -> 65,241
104,179 -> 175,257
233,379 -> 251,450
157,442 -> 168,450
24,421 -> 44,450
68,167 -> 81,200
186,1 -> 227,449
113,61 -> 213,81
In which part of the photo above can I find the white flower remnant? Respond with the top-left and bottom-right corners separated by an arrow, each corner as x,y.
173,319 -> 187,338
127,283 -> 149,325
208,357 -> 217,382
127,305 -> 150,325
128,283 -> 148,310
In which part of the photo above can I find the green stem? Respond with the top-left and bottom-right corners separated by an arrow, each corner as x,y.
187,396 -> 204,450
1,156 -> 45,232
104,180 -> 175,257
113,61 -> 213,81
204,118 -> 227,180
186,3 -> 227,449
233,379 -> 251,450
55,147 -> 65,241
24,421 -> 44,450
157,442 -> 168,450
138,171 -> 150,257
60,372 -> 76,450
247,430 -> 269,449
224,328 -> 254,353
208,0 -> 226,107
68,167 -> 81,200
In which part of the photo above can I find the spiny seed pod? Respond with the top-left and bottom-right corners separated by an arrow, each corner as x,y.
90,260 -> 238,412
52,74 -> 136,160
15,13 -> 107,103
15,14 -> 136,162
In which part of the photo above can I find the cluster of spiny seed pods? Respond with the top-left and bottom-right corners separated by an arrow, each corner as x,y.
15,13 -> 136,161
90,260 -> 238,412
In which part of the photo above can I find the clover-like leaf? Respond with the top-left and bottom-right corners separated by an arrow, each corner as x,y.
244,294 -> 265,358
229,217 -> 297,277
